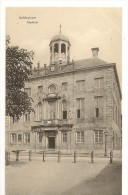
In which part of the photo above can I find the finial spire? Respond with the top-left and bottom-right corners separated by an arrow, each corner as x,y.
60,24 -> 61,35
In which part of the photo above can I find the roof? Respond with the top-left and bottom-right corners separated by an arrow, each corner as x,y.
50,34 -> 71,45
74,58 -> 108,70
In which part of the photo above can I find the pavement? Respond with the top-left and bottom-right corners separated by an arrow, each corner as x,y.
5,156 -> 121,195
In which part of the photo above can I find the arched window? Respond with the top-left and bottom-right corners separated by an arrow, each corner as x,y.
61,43 -> 66,53
62,100 -> 67,119
49,101 -> 56,119
50,46 -> 52,53
54,43 -> 59,53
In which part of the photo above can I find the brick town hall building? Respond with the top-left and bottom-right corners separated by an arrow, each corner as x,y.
6,31 -> 122,153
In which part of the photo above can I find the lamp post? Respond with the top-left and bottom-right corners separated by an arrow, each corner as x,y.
104,131 -> 108,157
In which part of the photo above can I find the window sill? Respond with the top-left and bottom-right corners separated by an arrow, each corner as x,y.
76,142 -> 84,144
94,142 -> 103,144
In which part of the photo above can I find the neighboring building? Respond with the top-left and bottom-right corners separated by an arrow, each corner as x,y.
7,31 -> 122,153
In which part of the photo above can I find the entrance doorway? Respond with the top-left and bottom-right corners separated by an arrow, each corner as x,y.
48,137 -> 55,149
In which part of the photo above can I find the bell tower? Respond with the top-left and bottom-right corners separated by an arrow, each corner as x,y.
49,25 -> 71,65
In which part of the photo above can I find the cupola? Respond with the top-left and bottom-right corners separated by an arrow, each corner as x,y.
49,25 -> 71,65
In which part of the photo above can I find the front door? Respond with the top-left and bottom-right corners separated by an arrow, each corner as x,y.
48,137 -> 55,149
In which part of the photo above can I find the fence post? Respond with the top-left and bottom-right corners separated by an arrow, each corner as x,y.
43,151 -> 45,162
91,151 -> 94,163
16,151 -> 19,161
5,151 -> 10,166
29,150 -> 32,161
58,151 -> 61,163
74,151 -> 77,163
110,151 -> 113,163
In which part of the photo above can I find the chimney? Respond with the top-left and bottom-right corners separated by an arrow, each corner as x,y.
91,47 -> 99,58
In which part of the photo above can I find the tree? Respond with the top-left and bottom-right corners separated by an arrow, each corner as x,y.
6,35 -> 34,122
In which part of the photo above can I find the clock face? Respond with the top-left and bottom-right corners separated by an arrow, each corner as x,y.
51,66 -> 55,72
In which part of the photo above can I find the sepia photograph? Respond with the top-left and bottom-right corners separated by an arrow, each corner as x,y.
3,4 -> 123,195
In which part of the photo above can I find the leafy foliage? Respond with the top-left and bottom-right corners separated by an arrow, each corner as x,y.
6,35 -> 34,121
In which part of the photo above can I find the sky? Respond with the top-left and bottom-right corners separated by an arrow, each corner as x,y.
6,7 -> 122,85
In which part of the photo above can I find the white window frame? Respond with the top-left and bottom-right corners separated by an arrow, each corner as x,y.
62,132 -> 67,143
76,131 -> 84,143
94,130 -> 103,143
76,98 -> 84,119
24,133 -> 30,144
10,133 -> 17,144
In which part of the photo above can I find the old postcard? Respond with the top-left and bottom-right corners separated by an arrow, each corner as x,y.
0,1 -> 127,195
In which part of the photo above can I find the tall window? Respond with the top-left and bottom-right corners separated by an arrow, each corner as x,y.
94,130 -> 103,143
76,131 -> 84,143
76,98 -> 84,118
94,96 -> 103,117
76,80 -> 85,91
38,86 -> 43,94
37,132 -> 43,143
62,82 -> 68,91
38,103 -> 42,121
49,101 -> 56,119
24,133 -> 30,143
10,133 -> 17,144
18,134 -> 22,143
24,113 -> 30,122
94,77 -> 104,88
54,43 -> 59,53
24,88 -> 31,96
62,132 -> 67,143
61,43 -> 66,53
62,100 -> 67,119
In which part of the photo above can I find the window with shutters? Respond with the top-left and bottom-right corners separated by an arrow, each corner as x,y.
76,98 -> 84,118
62,100 -> 67,119
94,130 -> 103,143
94,96 -> 103,117
76,132 -> 84,143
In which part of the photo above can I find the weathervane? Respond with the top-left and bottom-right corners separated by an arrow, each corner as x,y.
59,24 -> 62,35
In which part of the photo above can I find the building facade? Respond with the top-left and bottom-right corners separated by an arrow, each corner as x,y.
7,32 -> 122,153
